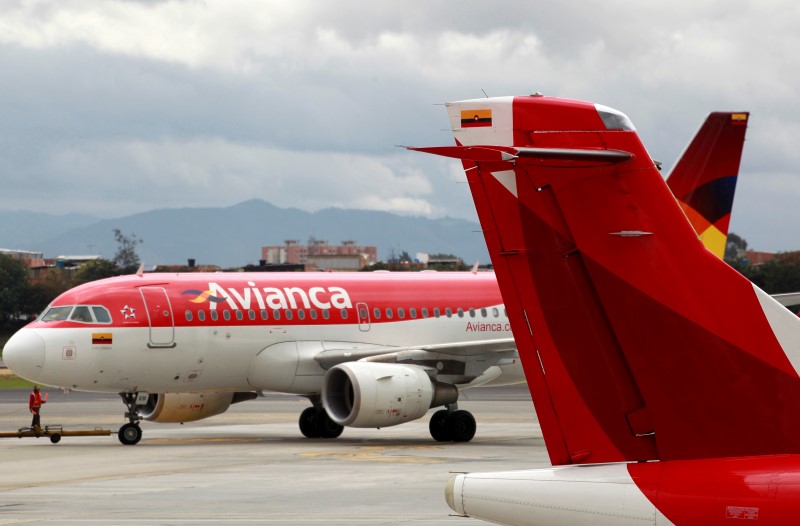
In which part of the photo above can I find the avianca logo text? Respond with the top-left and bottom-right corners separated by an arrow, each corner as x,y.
183,282 -> 353,311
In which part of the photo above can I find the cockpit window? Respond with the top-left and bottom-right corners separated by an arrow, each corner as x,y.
70,306 -> 93,323
92,306 -> 112,323
40,306 -> 73,322
39,305 -> 113,324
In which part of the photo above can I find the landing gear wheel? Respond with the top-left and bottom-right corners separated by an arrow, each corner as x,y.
316,411 -> 344,439
299,407 -> 344,439
49,434 -> 61,444
299,407 -> 321,438
448,410 -> 476,442
429,409 -> 453,442
118,423 -> 143,445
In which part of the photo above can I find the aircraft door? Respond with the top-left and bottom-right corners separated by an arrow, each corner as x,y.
356,302 -> 370,332
140,286 -> 176,347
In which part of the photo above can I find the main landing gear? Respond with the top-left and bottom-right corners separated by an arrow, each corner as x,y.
429,403 -> 476,442
299,397 -> 343,439
118,393 -> 144,446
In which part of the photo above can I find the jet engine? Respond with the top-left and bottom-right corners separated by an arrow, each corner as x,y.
139,392 -> 257,423
322,362 -> 458,428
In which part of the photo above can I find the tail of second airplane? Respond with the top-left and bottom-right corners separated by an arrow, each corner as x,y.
666,111 -> 749,258
411,96 -> 800,467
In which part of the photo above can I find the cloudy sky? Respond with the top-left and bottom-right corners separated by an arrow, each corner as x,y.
0,0 -> 798,251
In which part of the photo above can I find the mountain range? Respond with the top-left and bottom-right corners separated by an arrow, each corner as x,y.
0,199 -> 490,268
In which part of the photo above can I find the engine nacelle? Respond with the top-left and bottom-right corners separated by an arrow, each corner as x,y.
322,362 -> 458,428
139,392 -> 257,423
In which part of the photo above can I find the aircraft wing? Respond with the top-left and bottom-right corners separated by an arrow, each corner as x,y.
314,338 -> 517,372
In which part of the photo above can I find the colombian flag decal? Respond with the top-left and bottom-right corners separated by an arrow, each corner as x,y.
731,113 -> 748,125
92,333 -> 113,345
461,109 -> 492,128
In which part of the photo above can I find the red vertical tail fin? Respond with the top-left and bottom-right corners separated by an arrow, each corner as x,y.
666,112 -> 749,258
412,96 -> 800,465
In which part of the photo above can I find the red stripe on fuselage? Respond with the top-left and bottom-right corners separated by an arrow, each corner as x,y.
28,272 -> 505,330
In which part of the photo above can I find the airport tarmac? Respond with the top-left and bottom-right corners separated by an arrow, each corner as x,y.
0,386 -> 547,525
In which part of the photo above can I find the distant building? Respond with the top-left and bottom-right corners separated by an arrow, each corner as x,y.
415,252 -> 465,270
261,239 -> 377,270
151,258 -> 221,273
54,255 -> 102,269
743,250 -> 776,266
0,248 -> 45,268
308,254 -> 371,272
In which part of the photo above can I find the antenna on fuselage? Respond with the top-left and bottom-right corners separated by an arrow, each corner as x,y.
135,263 -> 144,277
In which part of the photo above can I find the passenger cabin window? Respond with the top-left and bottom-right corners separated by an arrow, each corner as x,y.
261,310 -> 269,321
185,310 -> 193,322
211,311 -> 219,321
297,310 -> 305,320
236,310 -> 244,321
409,308 -> 417,319
322,309 -> 330,320
340,309 -> 348,319
445,308 -> 453,318
386,308 -> 393,319
248,310 -> 256,321
223,310 -> 231,321
481,308 -> 488,318
273,310 -> 281,321
310,309 -> 318,320
433,308 -> 440,318
457,308 -> 464,318
422,308 -> 429,318
492,308 -> 499,318
398,308 -> 405,319
373,308 -> 381,320
285,310 -> 294,321
469,308 -> 476,318
198,310 -> 206,322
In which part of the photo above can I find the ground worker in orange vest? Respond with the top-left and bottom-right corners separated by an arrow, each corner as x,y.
29,386 -> 47,430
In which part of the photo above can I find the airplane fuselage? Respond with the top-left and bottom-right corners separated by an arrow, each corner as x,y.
5,271 -> 513,395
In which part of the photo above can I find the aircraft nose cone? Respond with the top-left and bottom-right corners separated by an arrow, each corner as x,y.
2,330 -> 45,381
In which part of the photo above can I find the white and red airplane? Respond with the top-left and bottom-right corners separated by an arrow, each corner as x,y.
3,271 -> 520,445
412,96 -> 797,525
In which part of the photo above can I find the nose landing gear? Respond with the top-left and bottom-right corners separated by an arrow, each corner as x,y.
118,392 -> 145,445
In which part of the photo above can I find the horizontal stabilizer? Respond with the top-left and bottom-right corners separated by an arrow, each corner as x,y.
407,145 -> 633,164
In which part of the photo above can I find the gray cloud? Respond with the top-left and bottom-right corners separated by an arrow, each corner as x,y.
0,0 -> 797,251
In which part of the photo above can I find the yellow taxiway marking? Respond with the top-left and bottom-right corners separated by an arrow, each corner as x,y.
147,437 -> 266,444
300,445 -> 445,463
